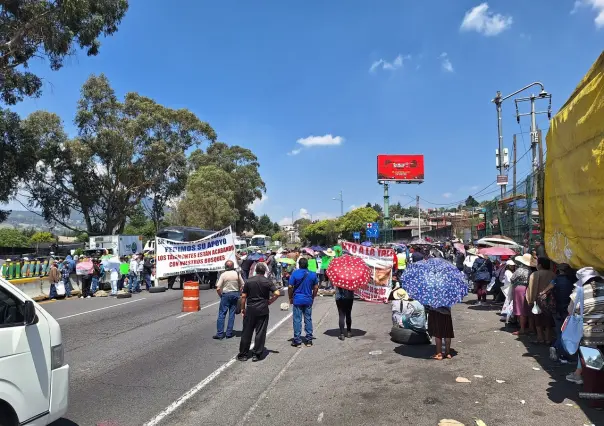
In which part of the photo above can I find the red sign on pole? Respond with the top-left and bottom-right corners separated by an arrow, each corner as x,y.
377,155 -> 425,182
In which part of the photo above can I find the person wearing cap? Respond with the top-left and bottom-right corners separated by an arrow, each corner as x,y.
565,267 -> 604,385
510,253 -> 532,336
539,263 -> 575,362
526,257 -> 556,345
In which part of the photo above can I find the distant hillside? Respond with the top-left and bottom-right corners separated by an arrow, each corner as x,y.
1,210 -> 85,234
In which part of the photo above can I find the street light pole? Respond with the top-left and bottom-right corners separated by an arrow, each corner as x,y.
416,195 -> 421,240
332,191 -> 343,217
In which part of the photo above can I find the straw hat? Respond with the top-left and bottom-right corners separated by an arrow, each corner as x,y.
506,259 -> 516,266
392,288 -> 410,301
515,253 -> 532,267
324,248 -> 336,257
467,248 -> 478,255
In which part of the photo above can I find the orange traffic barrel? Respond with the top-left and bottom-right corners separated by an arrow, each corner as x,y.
182,281 -> 200,312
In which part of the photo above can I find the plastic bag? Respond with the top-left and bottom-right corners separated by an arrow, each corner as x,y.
532,301 -> 542,315
55,281 -> 65,296
487,276 -> 496,292
562,286 -> 584,355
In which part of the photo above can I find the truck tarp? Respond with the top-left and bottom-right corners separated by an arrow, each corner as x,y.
544,51 -> 604,270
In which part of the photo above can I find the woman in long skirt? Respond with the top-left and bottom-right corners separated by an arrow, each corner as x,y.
427,307 -> 454,360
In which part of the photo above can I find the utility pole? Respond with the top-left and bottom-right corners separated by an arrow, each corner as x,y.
416,195 -> 421,240
513,134 -> 517,240
493,82 -> 549,200
332,191 -> 343,217
515,88 -> 552,250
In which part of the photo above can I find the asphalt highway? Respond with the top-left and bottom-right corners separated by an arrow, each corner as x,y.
44,289 -> 604,426
43,287 -> 293,426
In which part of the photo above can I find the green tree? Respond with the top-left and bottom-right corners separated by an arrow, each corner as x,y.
293,218 -> 312,236
0,228 -> 29,247
76,232 -> 89,243
0,108 -> 39,221
123,204 -> 156,240
0,0 -> 128,106
371,203 -> 383,216
338,207 -> 379,239
23,74 -> 216,235
302,219 -> 339,245
465,195 -> 479,208
29,231 -> 55,244
189,143 -> 265,234
176,166 -> 238,230
272,231 -> 285,244
255,214 -> 276,236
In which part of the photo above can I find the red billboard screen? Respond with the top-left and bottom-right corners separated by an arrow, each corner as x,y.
377,155 -> 424,182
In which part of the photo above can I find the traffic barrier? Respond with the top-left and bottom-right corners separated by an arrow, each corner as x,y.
182,281 -> 200,312
8,275 -> 82,301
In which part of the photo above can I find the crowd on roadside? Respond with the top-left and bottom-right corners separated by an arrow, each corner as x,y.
449,240 -> 604,387
46,252 -> 155,299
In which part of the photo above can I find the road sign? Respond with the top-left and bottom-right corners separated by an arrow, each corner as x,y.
496,175 -> 509,186
366,222 -> 380,238
353,232 -> 361,240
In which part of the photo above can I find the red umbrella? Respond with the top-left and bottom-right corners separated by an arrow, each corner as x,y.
326,255 -> 372,291
478,246 -> 516,256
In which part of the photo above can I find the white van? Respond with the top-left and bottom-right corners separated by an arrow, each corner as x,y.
0,277 -> 69,426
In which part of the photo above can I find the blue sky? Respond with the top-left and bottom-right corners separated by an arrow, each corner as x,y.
6,0 -> 604,226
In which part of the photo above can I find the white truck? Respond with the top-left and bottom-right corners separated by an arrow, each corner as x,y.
0,277 -> 69,425
87,235 -> 143,258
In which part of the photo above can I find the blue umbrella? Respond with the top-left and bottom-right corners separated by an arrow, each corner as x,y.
246,253 -> 263,261
400,258 -> 468,308
311,246 -> 326,252
361,241 -> 372,247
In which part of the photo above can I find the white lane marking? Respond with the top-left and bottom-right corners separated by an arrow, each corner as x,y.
317,412 -> 324,423
237,308 -> 331,426
176,300 -> 221,318
55,298 -> 147,320
144,312 -> 294,426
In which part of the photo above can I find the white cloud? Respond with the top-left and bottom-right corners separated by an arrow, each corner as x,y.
440,52 -> 454,73
470,185 -> 481,191
299,208 -> 310,219
278,217 -> 292,226
297,134 -> 344,147
249,194 -> 268,212
442,192 -> 453,199
369,54 -> 411,72
572,0 -> 604,27
288,134 -> 344,156
460,3 -> 513,36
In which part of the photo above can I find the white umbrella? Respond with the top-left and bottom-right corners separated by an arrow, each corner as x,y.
101,256 -> 121,271
476,237 -> 520,248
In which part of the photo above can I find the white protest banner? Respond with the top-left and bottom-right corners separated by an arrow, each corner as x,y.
341,241 -> 395,303
155,227 -> 237,278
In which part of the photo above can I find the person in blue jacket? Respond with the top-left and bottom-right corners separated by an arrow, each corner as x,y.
288,257 -> 319,347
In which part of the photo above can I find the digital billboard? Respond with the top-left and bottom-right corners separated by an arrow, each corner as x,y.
377,154 -> 424,183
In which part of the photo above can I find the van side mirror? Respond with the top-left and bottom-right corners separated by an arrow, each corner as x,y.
24,300 -> 36,325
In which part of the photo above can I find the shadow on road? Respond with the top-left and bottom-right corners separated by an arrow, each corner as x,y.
323,328 -> 367,338
498,317 -> 604,425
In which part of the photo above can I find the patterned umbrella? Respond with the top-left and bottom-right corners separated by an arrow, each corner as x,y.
400,258 -> 468,308
326,255 -> 371,291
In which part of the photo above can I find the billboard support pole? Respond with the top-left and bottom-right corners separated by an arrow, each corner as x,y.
383,182 -> 390,243
417,195 -> 421,240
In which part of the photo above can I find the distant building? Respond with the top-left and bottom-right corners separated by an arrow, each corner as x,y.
281,224 -> 300,244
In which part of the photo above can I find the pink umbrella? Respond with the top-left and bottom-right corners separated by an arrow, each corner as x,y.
478,247 -> 516,256
454,243 -> 465,254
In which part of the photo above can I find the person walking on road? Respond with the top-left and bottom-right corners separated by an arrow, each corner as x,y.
471,253 -> 493,306
48,261 -> 61,300
213,260 -> 245,340
238,263 -> 280,362
129,255 -> 139,293
335,286 -> 355,340
289,257 -> 319,347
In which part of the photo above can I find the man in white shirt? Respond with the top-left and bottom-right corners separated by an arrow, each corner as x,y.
213,260 -> 245,339
129,255 -> 140,293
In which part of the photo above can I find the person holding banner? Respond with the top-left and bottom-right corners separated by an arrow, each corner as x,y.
213,260 -> 245,340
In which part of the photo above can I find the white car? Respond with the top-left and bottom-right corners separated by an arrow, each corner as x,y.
0,277 -> 69,426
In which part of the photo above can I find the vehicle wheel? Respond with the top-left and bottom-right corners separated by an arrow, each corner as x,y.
199,282 -> 211,290
149,286 -> 166,293
390,326 -> 430,345
0,404 -> 18,426
117,293 -> 132,299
